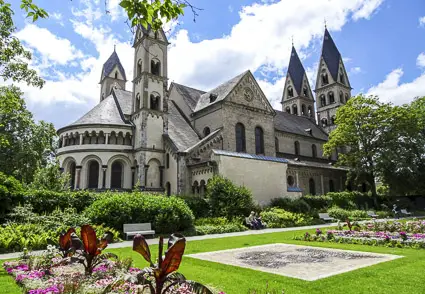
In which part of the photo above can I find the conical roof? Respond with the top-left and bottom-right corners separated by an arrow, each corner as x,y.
287,46 -> 306,95
101,50 -> 127,81
321,28 -> 342,81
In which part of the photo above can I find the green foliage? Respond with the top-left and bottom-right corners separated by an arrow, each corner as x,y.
302,194 -> 332,211
0,172 -> 23,220
206,176 -> 255,219
84,192 -> 194,233
178,194 -> 210,218
260,208 -> 313,228
269,197 -> 311,214
194,217 -> 247,235
302,191 -> 373,211
29,161 -> 71,192
119,0 -> 186,31
327,206 -> 369,221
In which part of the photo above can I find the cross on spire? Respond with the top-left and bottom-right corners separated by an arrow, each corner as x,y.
324,18 -> 327,29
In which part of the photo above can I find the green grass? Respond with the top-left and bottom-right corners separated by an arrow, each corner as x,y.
2,228 -> 425,293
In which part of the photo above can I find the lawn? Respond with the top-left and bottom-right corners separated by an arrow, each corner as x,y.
2,228 -> 425,294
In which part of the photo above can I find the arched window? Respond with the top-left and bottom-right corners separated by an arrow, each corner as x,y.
292,104 -> 298,115
285,106 -> 291,113
301,104 -> 306,116
329,179 -> 335,192
321,118 -> 328,127
308,106 -> 313,117
235,123 -> 246,152
309,178 -> 316,195
83,132 -> 90,145
111,161 -> 123,189
312,144 -> 317,158
88,160 -> 99,189
321,73 -> 329,85
294,141 -> 300,155
117,132 -> 124,145
124,133 -> 132,145
331,115 -> 336,125
303,87 -> 308,97
255,126 -> 264,155
69,162 -> 76,189
135,93 -> 141,111
287,87 -> 294,98
150,94 -> 160,110
166,153 -> 170,169
90,131 -> 97,144
287,176 -> 295,187
203,127 -> 211,137
137,59 -> 142,77
108,132 -> 117,144
199,180 -> 206,197
328,91 -> 335,104
345,93 -> 349,102
166,182 -> 171,196
192,181 -> 199,195
339,72 -> 345,85
320,95 -> 326,107
151,59 -> 160,76
275,137 -> 279,153
98,131 -> 105,144
339,91 -> 344,103
114,71 -> 118,79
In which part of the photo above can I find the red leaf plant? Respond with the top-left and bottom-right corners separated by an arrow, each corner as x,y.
72,225 -> 116,275
58,228 -> 82,257
133,233 -> 212,294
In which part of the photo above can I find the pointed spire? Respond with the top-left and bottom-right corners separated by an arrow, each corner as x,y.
287,46 -> 306,95
101,50 -> 127,82
320,28 -> 342,82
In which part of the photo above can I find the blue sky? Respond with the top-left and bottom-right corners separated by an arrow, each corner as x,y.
9,0 -> 425,129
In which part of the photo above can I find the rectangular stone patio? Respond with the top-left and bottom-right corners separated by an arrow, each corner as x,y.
187,244 -> 403,281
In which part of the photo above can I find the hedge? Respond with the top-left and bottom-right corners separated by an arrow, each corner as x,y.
84,192 -> 194,233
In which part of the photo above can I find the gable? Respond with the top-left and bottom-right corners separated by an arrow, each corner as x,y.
315,57 -> 335,90
226,71 -> 275,114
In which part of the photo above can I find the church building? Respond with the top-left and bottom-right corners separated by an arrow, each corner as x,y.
57,27 -> 349,205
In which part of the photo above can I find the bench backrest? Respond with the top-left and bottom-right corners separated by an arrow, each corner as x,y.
319,213 -> 330,219
401,209 -> 408,213
123,223 -> 152,232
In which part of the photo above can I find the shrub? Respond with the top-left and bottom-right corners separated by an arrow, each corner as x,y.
260,208 -> 313,228
195,223 -> 247,235
327,206 -> 369,221
194,217 -> 229,226
178,194 -> 210,218
0,172 -> 24,221
270,197 -> 311,214
84,192 -> 194,233
302,195 -> 332,210
206,176 -> 255,219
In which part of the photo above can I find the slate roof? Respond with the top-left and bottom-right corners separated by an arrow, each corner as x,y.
69,94 -> 130,127
172,83 -> 206,112
113,88 -> 132,116
274,110 -> 328,141
287,46 -> 306,95
212,149 -> 289,163
101,51 -> 127,81
321,28 -> 341,82
167,101 -> 200,151
194,71 -> 248,112
286,158 -> 348,171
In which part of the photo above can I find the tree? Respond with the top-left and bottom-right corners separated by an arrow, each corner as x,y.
30,161 -> 71,191
0,86 -> 56,183
323,95 -> 393,203
0,0 -> 47,87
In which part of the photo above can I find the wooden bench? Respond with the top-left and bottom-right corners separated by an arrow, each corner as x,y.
123,223 -> 155,240
367,211 -> 378,218
319,213 -> 335,222
400,209 -> 413,217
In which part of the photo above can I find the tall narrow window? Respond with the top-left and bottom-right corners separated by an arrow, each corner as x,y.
111,161 -> 123,189
329,179 -> 335,192
303,87 -> 308,97
320,95 -> 326,107
88,161 -> 99,189
321,118 -> 328,127
114,71 -> 118,79
312,144 -> 317,158
150,94 -> 160,110
308,106 -> 313,117
166,153 -> 170,169
287,87 -> 294,98
301,104 -> 306,116
235,123 -> 246,152
151,60 -> 160,76
285,107 -> 290,113
275,137 -> 279,153
339,91 -> 344,103
328,91 -> 335,104
339,72 -> 345,85
255,126 -> 264,155
69,162 -> 76,189
137,60 -> 142,76
203,127 -> 211,137
292,104 -> 298,115
166,182 -> 171,196
309,178 -> 316,195
321,73 -> 329,85
345,93 -> 349,103
294,141 -> 300,156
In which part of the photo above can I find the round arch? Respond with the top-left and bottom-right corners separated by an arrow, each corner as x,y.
81,155 -> 103,189
106,155 -> 132,189
146,158 -> 161,188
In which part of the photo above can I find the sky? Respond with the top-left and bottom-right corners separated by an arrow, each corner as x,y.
8,0 -> 425,129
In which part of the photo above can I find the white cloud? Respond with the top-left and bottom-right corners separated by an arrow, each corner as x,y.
16,24 -> 84,65
417,52 -> 425,68
350,67 -> 362,74
51,12 -> 62,21
71,0 -> 102,24
419,16 -> 425,27
228,5 -> 234,13
167,0 -> 385,108
367,67 -> 425,105
107,0 -> 125,21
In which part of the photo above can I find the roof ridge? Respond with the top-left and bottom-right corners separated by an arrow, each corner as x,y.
170,100 -> 201,138
172,82 -> 206,93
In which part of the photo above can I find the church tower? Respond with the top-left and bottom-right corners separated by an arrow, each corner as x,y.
314,28 -> 352,134
281,46 -> 315,120
99,48 -> 126,101
131,25 -> 169,191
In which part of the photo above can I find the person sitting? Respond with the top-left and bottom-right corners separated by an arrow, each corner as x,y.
255,213 -> 266,229
392,204 -> 400,219
248,211 -> 261,229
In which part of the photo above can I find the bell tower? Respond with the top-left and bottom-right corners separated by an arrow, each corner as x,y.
99,48 -> 126,102
131,25 -> 169,191
315,28 -> 352,134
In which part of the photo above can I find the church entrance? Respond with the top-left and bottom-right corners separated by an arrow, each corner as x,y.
88,161 -> 99,189
111,161 -> 123,189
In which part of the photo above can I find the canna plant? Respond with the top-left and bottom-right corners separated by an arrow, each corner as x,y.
72,225 -> 116,275
58,228 -> 82,257
133,233 -> 213,294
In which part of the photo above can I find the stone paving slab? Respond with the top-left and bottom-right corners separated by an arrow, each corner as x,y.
186,243 -> 403,281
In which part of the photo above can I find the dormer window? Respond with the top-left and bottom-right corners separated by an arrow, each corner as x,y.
209,93 -> 217,103
321,73 -> 329,85
339,71 -> 345,85
303,87 -> 308,97
287,87 -> 294,98
114,71 -> 118,79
